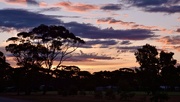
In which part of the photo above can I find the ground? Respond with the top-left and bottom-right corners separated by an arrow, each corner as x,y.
1,92 -> 180,102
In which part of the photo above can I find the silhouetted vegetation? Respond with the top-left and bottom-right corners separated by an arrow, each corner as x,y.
134,44 -> 178,101
5,24 -> 85,95
0,25 -> 180,102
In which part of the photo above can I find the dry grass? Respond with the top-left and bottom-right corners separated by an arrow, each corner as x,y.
1,92 -> 180,102
2,94 -> 117,102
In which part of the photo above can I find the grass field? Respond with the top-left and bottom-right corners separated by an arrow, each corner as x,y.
1,91 -> 180,102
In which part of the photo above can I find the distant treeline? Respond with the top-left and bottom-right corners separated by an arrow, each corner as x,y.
0,43 -> 180,96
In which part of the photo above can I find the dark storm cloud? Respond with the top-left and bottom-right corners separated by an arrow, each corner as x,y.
0,8 -> 155,41
51,15 -> 80,19
120,41 -> 132,45
145,6 -> 180,13
27,0 -> 39,6
121,0 -> 179,7
65,22 -> 155,40
68,51 -> 116,62
82,40 -> 118,48
100,4 -> 122,11
120,0 -> 180,13
0,9 -> 61,30
87,40 -> 118,46
117,46 -> 141,53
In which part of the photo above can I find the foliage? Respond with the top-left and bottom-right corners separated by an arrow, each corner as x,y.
135,44 -> 159,74
6,24 -> 85,71
134,44 -> 179,102
0,51 -> 12,92
160,51 -> 178,88
5,24 -> 85,94
0,51 -> 11,80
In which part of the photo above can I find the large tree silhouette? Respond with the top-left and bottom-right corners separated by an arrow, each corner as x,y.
6,24 -> 85,72
134,44 -> 179,102
6,24 -> 85,94
135,44 -> 160,94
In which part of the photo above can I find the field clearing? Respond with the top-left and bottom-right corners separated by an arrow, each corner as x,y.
1,91 -> 180,102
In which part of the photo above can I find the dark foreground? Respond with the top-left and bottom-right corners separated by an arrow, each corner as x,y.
1,92 -> 180,102
0,97 -> 30,102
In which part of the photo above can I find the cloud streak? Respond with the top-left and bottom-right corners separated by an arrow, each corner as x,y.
65,22 -> 155,40
0,8 -> 156,41
145,6 -> 180,13
0,0 -> 39,6
64,51 -> 117,62
83,39 -> 118,48
158,36 -> 180,52
120,0 -> 180,13
37,7 -> 61,13
121,0 -> 179,7
158,36 -> 180,45
100,4 -> 122,11
116,46 -> 141,53
53,1 -> 98,12
0,9 -> 61,30
97,17 -> 174,34
120,41 -> 132,45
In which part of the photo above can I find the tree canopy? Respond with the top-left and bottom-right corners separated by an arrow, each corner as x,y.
6,24 -> 85,72
135,44 -> 178,95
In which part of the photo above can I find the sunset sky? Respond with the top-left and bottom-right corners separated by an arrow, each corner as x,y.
0,0 -> 180,72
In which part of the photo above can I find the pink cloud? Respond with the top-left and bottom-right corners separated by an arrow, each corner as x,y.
123,14 -> 129,17
39,1 -> 48,7
173,46 -> 180,52
97,17 -> 135,26
97,17 -> 174,34
53,1 -> 99,12
158,36 -> 180,45
157,36 -> 180,52
178,17 -> 180,22
0,0 -> 26,5
0,0 -> 39,6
